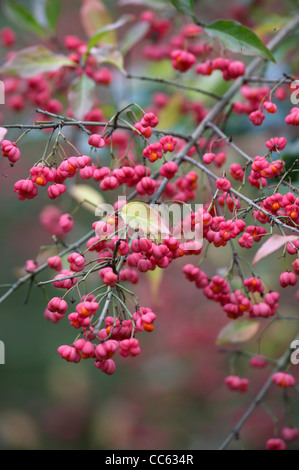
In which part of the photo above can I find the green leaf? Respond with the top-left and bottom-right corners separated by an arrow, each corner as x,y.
217,319 -> 260,346
0,45 -> 76,78
120,21 -> 151,55
46,0 -> 61,32
205,20 -> 276,62
6,0 -> 47,37
170,0 -> 194,17
90,45 -> 125,72
158,93 -> 183,129
80,0 -> 114,39
121,202 -> 170,241
68,75 -> 96,120
118,0 -> 168,9
86,14 -> 135,55
126,110 -> 137,124
147,268 -> 163,304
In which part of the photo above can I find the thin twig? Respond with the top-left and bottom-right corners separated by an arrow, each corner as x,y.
151,14 -> 299,202
206,121 -> 299,195
0,230 -> 94,304
2,115 -> 189,140
183,155 -> 299,235
126,73 -> 222,100
243,75 -> 293,84
218,333 -> 299,450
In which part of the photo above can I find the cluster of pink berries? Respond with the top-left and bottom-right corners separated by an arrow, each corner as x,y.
14,155 -> 91,200
143,136 -> 176,163
258,192 -> 299,228
226,136 -> 288,192
183,265 -> 280,320
272,372 -> 296,388
0,27 -> 16,48
140,15 -> 246,81
183,205 -> 268,251
64,35 -> 113,86
225,375 -> 249,392
48,290 -> 156,374
41,209 -> 208,373
9,113 -> 299,391
3,6 -> 299,450
249,155 -> 284,188
1,27 -> 114,119
285,107 -> 299,126
134,112 -> 159,140
266,373 -> 298,449
170,42 -> 246,79
195,58 -> 246,80
141,18 -> 209,62
1,140 -> 20,164
232,83 -> 289,125
39,206 -> 73,238
11,109 -> 200,207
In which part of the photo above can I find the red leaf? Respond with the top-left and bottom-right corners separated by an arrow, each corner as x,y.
252,234 -> 299,265
0,128 -> 7,143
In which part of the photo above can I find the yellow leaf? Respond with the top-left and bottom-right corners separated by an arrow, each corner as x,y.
217,319 -> 260,345
147,268 -> 163,304
69,184 -> 104,212
254,16 -> 290,37
80,0 -> 116,44
157,93 -> 183,130
120,201 -> 170,241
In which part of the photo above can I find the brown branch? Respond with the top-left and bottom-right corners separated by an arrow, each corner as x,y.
0,230 -> 94,305
35,109 -> 190,139
126,73 -> 222,100
150,14 -> 299,202
194,144 -> 248,288
183,155 -> 299,235
1,113 -> 190,141
218,333 -> 299,450
206,121 -> 299,195
242,75 -> 294,84
206,121 -> 252,162
1,15 -> 299,308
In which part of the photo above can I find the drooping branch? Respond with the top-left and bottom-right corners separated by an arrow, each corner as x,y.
1,15 -> 298,308
184,155 -> 299,235
150,14 -> 299,203
206,121 -> 299,195
218,333 -> 299,450
0,230 -> 94,305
